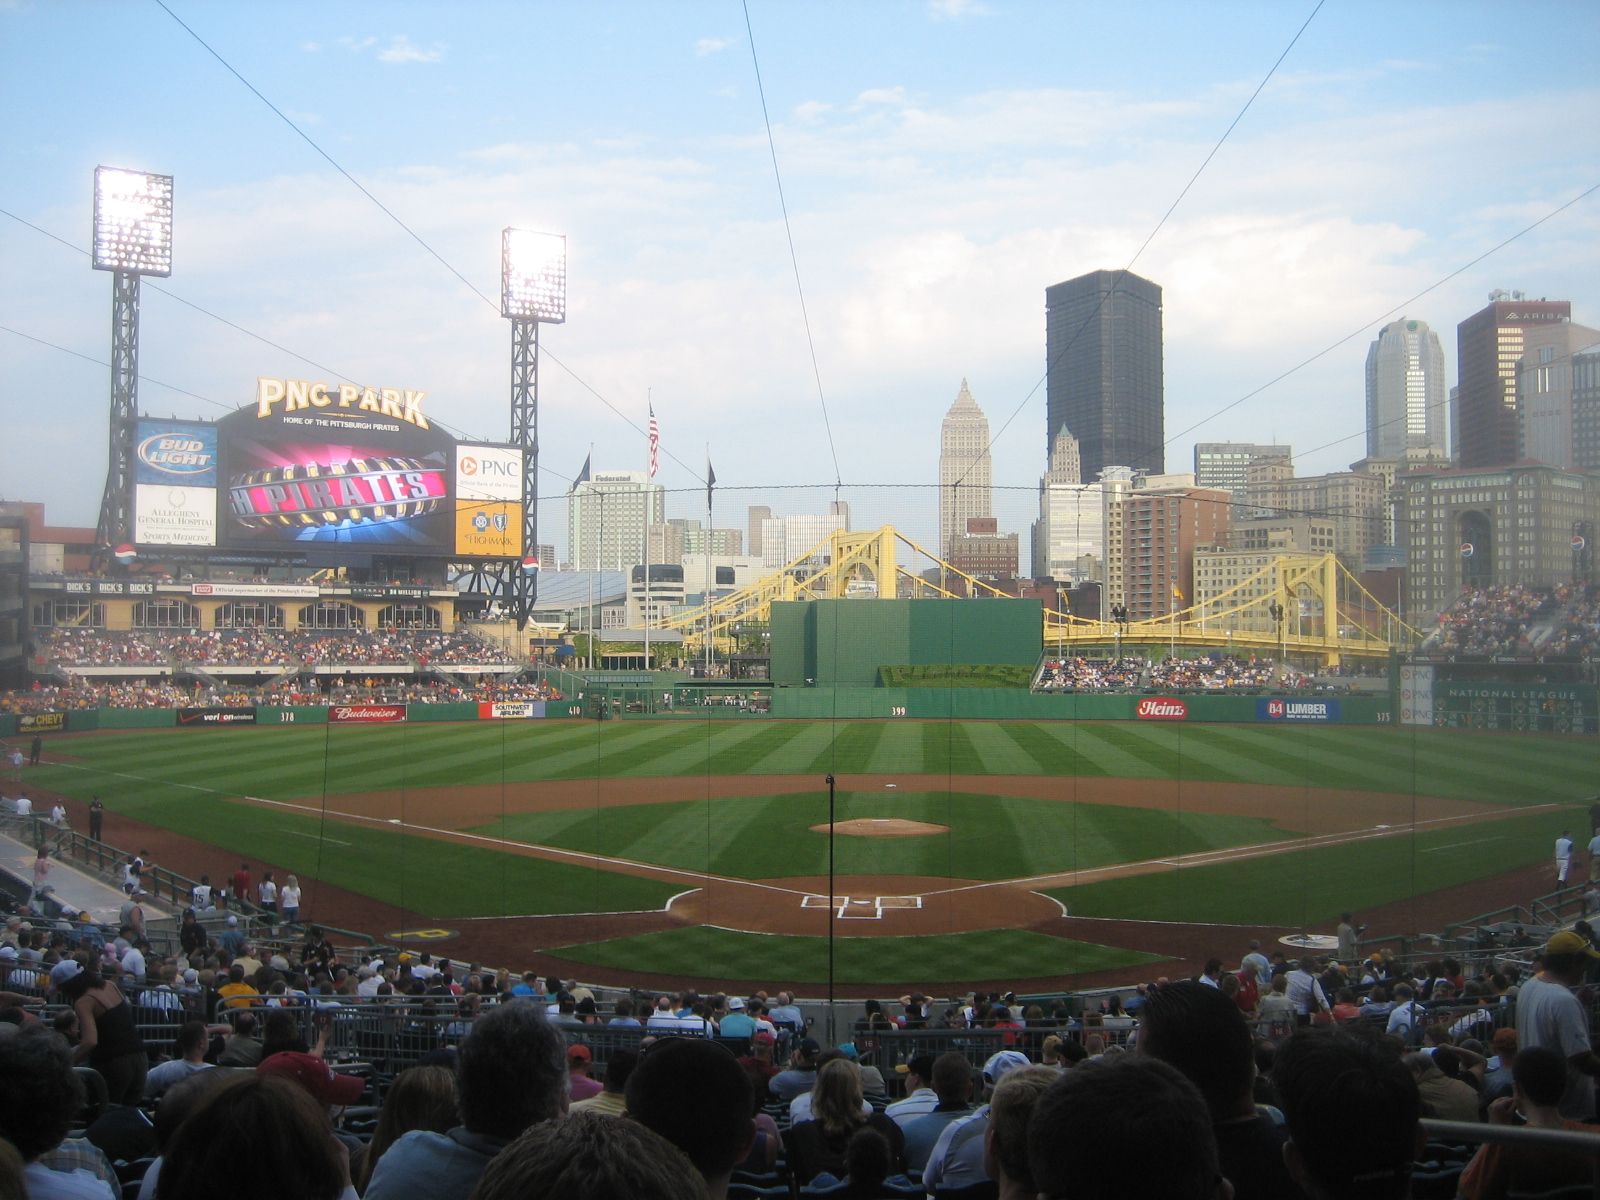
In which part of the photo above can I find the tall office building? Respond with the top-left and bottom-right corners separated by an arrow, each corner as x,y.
1517,319 -> 1600,469
1116,485 -> 1231,621
1046,269 -> 1164,479
1401,463 -> 1600,622
759,502 -> 850,568
1194,443 -> 1292,495
1031,426 -> 1102,581
938,379 -> 993,557
1365,318 -> 1447,460
567,470 -> 665,570
1454,291 -> 1572,468
1574,346 -> 1600,471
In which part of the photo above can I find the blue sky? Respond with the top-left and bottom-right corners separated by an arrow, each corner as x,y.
2,1 -> 1597,557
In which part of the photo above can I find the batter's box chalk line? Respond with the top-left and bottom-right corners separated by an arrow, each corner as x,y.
800,894 -> 924,920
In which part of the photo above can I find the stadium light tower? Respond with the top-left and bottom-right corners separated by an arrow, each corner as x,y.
500,227 -> 566,628
92,166 -> 173,567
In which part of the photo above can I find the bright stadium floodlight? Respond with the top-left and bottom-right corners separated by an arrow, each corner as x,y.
92,166 -> 174,277
501,227 -> 567,323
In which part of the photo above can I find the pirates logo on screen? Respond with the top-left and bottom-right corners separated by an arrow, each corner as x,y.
228,455 -> 448,536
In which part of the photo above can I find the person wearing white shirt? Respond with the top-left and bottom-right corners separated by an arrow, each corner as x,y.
1555,831 -> 1575,887
14,794 -> 31,817
50,803 -> 67,827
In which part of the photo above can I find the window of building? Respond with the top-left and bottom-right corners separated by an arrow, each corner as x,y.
133,599 -> 201,628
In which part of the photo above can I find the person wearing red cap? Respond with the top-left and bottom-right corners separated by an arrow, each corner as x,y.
566,1044 -> 603,1101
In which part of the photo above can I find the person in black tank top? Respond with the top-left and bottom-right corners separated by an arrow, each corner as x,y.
55,956 -> 148,1105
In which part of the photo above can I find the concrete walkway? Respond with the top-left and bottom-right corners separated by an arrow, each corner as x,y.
0,826 -> 138,927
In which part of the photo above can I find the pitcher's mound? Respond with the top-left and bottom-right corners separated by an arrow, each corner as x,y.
812,818 -> 949,838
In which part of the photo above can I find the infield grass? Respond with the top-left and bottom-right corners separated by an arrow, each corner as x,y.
473,791 -> 1293,881
542,926 -> 1164,985
25,720 -> 1588,931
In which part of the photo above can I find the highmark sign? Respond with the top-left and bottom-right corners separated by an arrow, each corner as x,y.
254,377 -> 431,430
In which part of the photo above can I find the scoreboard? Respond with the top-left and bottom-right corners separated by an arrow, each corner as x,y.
132,377 -> 524,559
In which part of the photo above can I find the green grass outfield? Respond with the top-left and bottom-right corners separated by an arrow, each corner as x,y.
25,719 -> 1589,980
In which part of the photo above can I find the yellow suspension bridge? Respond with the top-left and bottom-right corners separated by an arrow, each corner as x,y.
658,526 -> 1419,664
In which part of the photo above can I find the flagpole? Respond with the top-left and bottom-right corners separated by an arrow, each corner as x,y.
705,443 -> 713,677
643,397 -> 655,674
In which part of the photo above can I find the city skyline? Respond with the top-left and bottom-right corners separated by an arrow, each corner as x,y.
2,3 -> 1597,564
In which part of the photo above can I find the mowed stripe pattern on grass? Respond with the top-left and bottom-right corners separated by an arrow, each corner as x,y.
1047,807 -> 1564,925
472,792 -> 1291,882
36,721 -> 1593,806
543,926 -> 1164,986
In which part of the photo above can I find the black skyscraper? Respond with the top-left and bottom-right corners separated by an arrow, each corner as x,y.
1045,269 -> 1164,480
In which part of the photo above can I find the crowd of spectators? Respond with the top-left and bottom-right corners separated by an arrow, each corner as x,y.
36,628 -> 519,671
1423,583 -> 1563,659
2,892 -> 1596,1200
1036,656 -> 1146,692
1147,653 -> 1283,691
0,675 -> 562,714
1541,582 -> 1600,660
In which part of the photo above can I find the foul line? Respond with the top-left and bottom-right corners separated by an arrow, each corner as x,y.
285,830 -> 350,847
921,802 -> 1564,900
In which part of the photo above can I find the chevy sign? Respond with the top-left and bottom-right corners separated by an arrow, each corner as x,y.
1258,698 -> 1341,722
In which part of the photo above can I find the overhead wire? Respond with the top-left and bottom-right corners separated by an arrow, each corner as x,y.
956,0 -> 1326,487
152,0 -> 707,484
740,0 -> 843,492
1166,179 -> 1600,447
0,318 -> 580,490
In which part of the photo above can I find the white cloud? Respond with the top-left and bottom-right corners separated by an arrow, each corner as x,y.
377,35 -> 443,64
300,40 -> 322,53
793,100 -> 832,124
928,0 -> 989,19
856,86 -> 906,106
285,109 -> 322,126
336,36 -> 377,52
695,36 -> 733,56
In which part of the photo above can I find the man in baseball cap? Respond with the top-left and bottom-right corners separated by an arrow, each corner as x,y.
1515,928 -> 1600,1119
922,1049 -> 1034,1193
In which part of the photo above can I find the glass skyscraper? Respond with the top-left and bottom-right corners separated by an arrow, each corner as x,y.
1045,269 -> 1164,480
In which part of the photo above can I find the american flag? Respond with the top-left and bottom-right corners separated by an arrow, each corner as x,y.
647,404 -> 659,478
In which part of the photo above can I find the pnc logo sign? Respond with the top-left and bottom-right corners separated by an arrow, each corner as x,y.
1136,697 -> 1188,720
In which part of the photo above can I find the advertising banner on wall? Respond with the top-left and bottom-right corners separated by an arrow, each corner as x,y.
1135,697 -> 1188,721
1398,665 -> 1434,727
1256,697 -> 1342,722
328,704 -> 408,724
177,707 -> 258,727
477,701 -> 544,720
455,445 -> 523,501
18,712 -> 66,733
191,583 -> 321,599
134,420 -> 219,546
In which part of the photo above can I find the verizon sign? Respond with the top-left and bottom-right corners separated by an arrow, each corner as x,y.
1136,697 -> 1188,721
328,704 -> 407,724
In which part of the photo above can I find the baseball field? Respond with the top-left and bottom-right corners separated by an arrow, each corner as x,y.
23,718 -> 1591,991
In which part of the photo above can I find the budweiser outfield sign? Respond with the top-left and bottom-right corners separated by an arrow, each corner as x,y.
328,704 -> 407,724
1136,697 -> 1188,721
